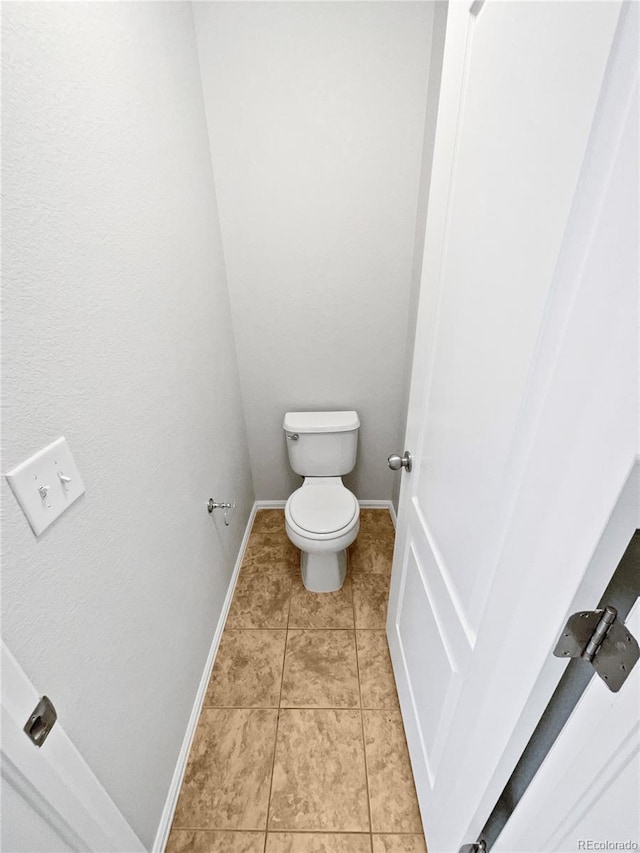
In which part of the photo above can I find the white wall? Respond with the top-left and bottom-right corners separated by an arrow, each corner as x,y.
1,3 -> 254,847
194,1 -> 436,501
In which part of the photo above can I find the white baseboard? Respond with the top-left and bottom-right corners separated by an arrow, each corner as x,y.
255,498 -> 397,526
152,502 -> 258,853
253,501 -> 398,527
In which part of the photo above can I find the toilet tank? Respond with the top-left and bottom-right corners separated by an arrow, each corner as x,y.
284,411 -> 360,476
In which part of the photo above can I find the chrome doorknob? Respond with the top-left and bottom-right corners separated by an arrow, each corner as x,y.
388,451 -> 412,472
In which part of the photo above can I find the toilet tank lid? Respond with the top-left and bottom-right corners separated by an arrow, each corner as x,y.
283,411 -> 360,433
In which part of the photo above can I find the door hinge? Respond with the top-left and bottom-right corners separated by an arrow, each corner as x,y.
24,695 -> 57,747
460,841 -> 487,853
553,605 -> 639,692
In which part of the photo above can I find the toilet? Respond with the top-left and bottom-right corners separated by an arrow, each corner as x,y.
283,411 -> 360,593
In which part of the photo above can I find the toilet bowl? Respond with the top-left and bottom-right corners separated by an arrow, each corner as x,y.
285,477 -> 360,592
283,410 -> 361,593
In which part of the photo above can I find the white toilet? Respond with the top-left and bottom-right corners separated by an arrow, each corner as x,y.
283,411 -> 360,593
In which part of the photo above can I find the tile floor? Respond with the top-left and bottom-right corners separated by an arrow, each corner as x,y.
167,509 -> 427,853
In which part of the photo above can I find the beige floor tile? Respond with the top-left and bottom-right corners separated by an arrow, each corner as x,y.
358,509 -> 395,537
166,829 -> 266,853
289,576 -> 355,629
227,571 -> 292,629
242,534 -> 299,575
349,549 -> 393,578
267,833 -> 372,852
281,630 -> 359,708
269,709 -> 369,832
352,575 -> 390,629
239,561 -> 293,585
356,631 -> 399,709
204,630 -> 286,708
350,515 -> 394,569
248,526 -> 288,545
349,533 -> 394,576
252,509 -> 286,534
363,711 -> 422,834
173,708 -> 278,830
372,836 -> 427,853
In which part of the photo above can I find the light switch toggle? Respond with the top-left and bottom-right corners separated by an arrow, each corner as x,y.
6,437 -> 85,536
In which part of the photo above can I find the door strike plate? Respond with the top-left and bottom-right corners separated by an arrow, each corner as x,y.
554,606 -> 639,692
24,695 -> 57,747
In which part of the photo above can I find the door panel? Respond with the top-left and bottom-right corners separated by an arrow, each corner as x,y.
397,545 -> 460,770
1,778 -> 74,853
388,2 -> 637,850
416,0 -> 621,631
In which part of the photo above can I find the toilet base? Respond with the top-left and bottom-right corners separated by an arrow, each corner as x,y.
301,548 -> 347,593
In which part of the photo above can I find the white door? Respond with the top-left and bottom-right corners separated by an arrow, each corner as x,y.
1,643 -> 145,853
387,2 -> 639,851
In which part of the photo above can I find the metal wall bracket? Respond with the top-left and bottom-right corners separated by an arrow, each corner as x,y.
553,605 -> 639,692
207,498 -> 235,526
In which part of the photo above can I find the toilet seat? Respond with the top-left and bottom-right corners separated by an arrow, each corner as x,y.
285,478 -> 358,540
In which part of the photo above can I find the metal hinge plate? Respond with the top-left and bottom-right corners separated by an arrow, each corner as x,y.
24,695 -> 57,747
460,842 -> 487,853
554,606 -> 639,692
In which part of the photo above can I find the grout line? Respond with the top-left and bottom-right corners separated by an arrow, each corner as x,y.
261,527 -> 294,853
272,626 -> 386,631
351,548 -> 374,847
172,827 -> 420,836
200,705 -> 398,711
172,828 -> 266,834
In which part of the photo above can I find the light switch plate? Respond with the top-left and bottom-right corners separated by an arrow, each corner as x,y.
5,437 -> 85,536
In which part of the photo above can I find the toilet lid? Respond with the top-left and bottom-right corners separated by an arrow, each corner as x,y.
288,483 -> 358,534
